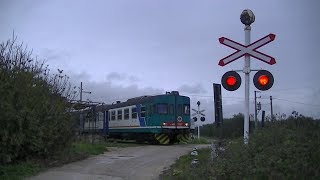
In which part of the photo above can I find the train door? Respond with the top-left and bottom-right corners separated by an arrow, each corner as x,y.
174,94 -> 178,128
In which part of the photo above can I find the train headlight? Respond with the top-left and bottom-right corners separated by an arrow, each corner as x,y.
185,123 -> 189,127
162,122 -> 167,126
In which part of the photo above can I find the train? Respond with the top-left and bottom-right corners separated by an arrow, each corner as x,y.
72,91 -> 193,144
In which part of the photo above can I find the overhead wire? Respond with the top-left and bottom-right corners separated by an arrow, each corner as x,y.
181,93 -> 320,107
272,98 -> 320,107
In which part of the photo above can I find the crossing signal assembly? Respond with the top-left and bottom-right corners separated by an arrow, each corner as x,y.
193,117 -> 197,122
221,71 -> 241,91
253,70 -> 274,91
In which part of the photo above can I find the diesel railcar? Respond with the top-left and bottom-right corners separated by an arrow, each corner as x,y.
77,91 -> 191,144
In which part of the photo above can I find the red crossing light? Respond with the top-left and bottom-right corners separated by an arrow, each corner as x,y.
253,70 -> 274,91
221,71 -> 241,91
258,75 -> 269,86
226,76 -> 237,86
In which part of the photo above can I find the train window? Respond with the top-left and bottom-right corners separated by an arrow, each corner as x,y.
169,104 -> 174,114
111,110 -> 116,120
141,106 -> 146,118
117,109 -> 122,120
132,107 -> 137,118
177,104 -> 182,115
124,108 -> 129,120
157,104 -> 168,114
184,104 -> 190,115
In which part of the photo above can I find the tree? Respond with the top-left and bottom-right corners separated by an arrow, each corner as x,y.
0,36 -> 78,164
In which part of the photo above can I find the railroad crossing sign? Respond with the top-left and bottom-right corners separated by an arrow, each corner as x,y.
217,9 -> 277,145
218,33 -> 276,66
191,109 -> 205,117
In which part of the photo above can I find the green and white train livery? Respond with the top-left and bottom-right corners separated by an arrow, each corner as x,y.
78,91 -> 191,144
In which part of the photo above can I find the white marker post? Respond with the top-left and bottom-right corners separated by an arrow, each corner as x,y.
243,25 -> 251,144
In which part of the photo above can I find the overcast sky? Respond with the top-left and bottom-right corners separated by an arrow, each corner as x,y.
1,0 -> 320,124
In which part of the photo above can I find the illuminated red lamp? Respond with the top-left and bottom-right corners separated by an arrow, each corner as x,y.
226,76 -> 237,86
258,75 -> 269,86
253,70 -> 274,91
221,71 -> 241,91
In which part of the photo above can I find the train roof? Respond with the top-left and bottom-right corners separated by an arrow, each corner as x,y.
108,95 -> 155,109
108,91 -> 189,109
71,91 -> 190,112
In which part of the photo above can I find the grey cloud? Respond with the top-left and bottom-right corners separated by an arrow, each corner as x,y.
106,72 -> 125,81
178,83 -> 207,94
106,72 -> 140,82
128,75 -> 140,82
68,71 -> 163,104
40,48 -> 71,61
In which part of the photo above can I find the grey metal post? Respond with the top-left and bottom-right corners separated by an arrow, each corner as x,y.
254,91 -> 260,129
270,96 -> 274,121
197,101 -> 200,139
261,110 -> 265,127
243,25 -> 251,144
79,82 -> 92,103
80,82 -> 83,102
254,91 -> 257,129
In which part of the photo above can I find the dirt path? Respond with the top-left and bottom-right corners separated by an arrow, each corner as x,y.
27,144 -> 210,180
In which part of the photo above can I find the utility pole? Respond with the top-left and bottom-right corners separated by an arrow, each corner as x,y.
270,96 -> 274,121
197,101 -> 201,139
79,82 -> 92,102
254,91 -> 261,129
261,110 -> 265,127
80,82 -> 83,102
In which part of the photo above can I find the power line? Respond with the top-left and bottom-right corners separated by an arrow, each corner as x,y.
182,93 -> 249,99
183,93 -> 320,107
100,92 -> 320,108
273,98 -> 320,107
269,86 -> 318,92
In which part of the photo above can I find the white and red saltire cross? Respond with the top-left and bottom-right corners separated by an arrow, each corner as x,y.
218,33 -> 276,66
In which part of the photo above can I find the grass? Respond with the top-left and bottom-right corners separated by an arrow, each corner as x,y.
0,140 -> 140,180
0,162 -> 42,180
159,148 -> 215,180
0,138 -> 207,180
72,142 -> 109,155
186,137 -> 212,144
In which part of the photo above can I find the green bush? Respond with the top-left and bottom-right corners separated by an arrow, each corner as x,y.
212,116 -> 320,179
0,37 -> 78,164
200,113 -> 255,139
160,148 -> 215,180
0,161 -> 42,180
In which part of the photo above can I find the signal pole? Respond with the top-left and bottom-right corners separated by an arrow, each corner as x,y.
254,91 -> 261,129
191,101 -> 205,139
80,82 -> 82,102
270,96 -> 274,121
197,101 -> 201,139
80,82 -> 92,102
243,21 -> 251,144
